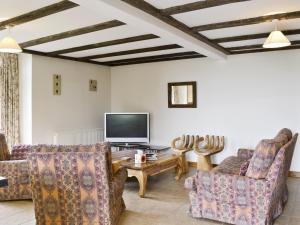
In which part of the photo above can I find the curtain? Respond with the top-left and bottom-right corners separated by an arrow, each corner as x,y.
0,53 -> 20,149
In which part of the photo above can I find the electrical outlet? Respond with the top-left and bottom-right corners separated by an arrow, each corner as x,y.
89,80 -> 97,92
53,74 -> 61,95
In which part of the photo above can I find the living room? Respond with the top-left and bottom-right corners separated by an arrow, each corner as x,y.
0,0 -> 299,225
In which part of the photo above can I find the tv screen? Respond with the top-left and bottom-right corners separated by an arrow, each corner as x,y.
105,113 -> 149,143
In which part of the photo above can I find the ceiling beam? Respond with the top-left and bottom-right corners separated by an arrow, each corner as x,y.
213,29 -> 300,43
50,34 -> 158,55
105,52 -> 203,66
231,45 -> 300,55
81,44 -> 182,60
20,20 -> 125,48
23,49 -> 109,66
71,0 -> 227,59
121,0 -> 229,55
192,11 -> 300,31
162,0 -> 250,15
228,40 -> 300,51
0,0 -> 78,31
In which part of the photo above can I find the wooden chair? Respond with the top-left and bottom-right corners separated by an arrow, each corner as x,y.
171,135 -> 203,174
194,135 -> 224,171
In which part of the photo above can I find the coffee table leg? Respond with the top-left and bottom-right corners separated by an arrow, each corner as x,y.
175,158 -> 183,181
128,169 -> 148,198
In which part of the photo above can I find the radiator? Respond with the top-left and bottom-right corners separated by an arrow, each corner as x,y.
53,128 -> 104,145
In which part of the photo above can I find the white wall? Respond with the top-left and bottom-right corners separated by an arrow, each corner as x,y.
19,54 -> 111,144
111,50 -> 300,171
19,54 -> 32,144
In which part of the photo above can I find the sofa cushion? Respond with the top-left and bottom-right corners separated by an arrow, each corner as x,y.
0,133 -> 10,161
275,128 -> 292,141
246,139 -> 284,179
212,156 -> 247,175
239,160 -> 250,176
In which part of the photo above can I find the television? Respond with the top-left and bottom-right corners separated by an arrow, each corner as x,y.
104,113 -> 150,143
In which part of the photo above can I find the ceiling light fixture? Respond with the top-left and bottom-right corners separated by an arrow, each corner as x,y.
263,19 -> 291,49
0,26 -> 22,53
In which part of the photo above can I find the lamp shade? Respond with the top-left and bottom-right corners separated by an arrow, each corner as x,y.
0,36 -> 22,53
263,30 -> 291,48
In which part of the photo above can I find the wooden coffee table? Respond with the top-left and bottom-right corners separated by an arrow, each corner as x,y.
112,149 -> 183,197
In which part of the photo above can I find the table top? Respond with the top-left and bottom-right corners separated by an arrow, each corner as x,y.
0,176 -> 8,187
112,149 -> 179,170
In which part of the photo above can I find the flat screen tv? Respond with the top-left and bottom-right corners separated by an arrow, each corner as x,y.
104,113 -> 150,143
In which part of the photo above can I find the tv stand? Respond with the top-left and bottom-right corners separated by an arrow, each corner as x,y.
111,143 -> 169,151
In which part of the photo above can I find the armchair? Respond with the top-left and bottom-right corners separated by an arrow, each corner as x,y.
28,143 -> 127,225
185,129 -> 298,225
0,134 -> 32,201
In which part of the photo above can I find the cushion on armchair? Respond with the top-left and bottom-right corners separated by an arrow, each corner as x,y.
239,160 -> 250,176
246,136 -> 288,179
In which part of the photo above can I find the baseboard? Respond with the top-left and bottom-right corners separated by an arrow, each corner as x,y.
187,161 -> 300,178
188,161 -> 197,168
288,171 -> 300,178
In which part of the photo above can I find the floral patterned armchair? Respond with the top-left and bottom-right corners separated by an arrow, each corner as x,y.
185,129 -> 298,225
27,143 -> 127,225
0,133 -> 32,200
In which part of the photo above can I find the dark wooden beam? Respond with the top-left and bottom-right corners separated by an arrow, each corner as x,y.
0,0 -> 78,31
50,34 -> 159,55
162,0 -> 250,15
81,44 -> 182,60
192,11 -> 300,31
23,49 -> 109,66
231,44 -> 300,54
121,0 -> 230,55
20,20 -> 125,48
228,40 -> 300,51
109,55 -> 203,66
105,52 -> 203,66
213,29 -> 300,43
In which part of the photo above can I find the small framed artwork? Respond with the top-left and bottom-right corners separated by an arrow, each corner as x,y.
89,80 -> 97,92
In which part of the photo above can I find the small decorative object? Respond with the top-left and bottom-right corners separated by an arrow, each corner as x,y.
168,81 -> 197,108
89,79 -> 97,91
194,135 -> 225,171
53,74 -> 61,95
135,150 -> 146,164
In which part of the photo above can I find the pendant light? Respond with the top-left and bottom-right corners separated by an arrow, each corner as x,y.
0,26 -> 22,53
263,19 -> 291,49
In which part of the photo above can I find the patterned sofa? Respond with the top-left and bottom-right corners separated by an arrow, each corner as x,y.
185,128 -> 298,225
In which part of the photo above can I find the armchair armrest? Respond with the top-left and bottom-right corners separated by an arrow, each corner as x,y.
112,160 -> 122,174
237,148 -> 255,160
0,160 -> 29,184
111,167 -> 128,199
0,160 -> 31,200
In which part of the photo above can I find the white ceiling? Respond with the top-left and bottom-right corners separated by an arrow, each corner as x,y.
93,48 -> 190,62
0,0 -> 60,19
1,0 -> 300,64
62,39 -> 174,58
174,0 -> 300,26
145,0 -> 200,9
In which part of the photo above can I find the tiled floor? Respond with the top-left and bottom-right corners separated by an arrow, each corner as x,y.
0,170 -> 300,225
